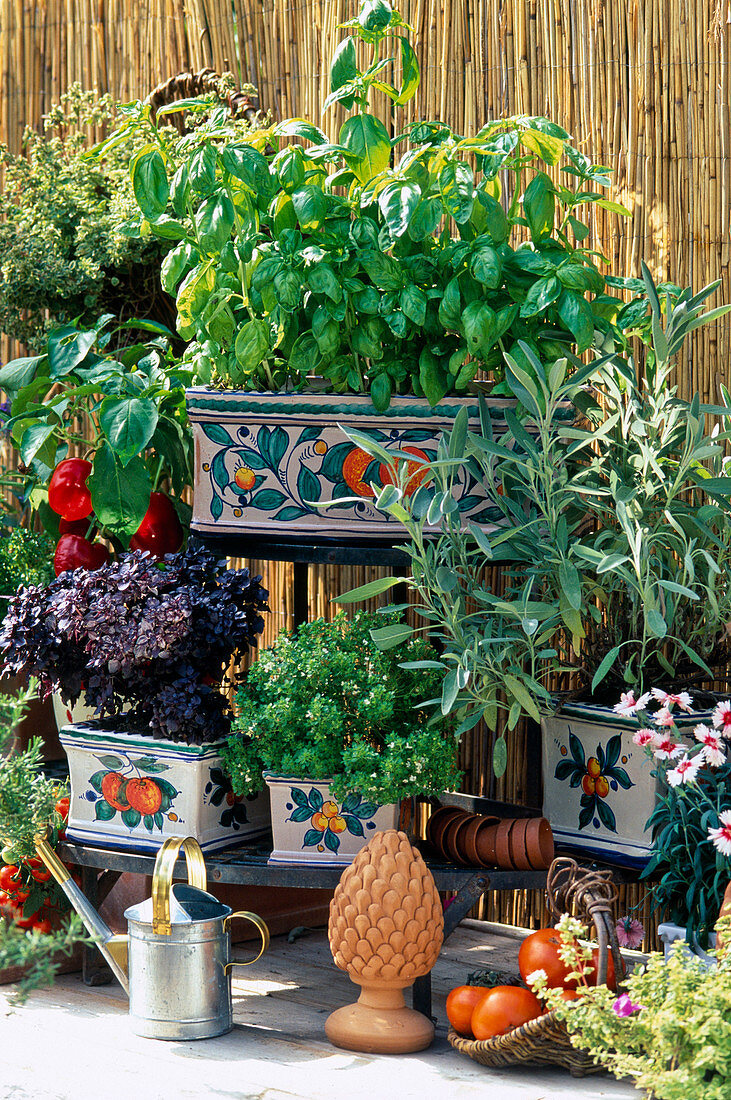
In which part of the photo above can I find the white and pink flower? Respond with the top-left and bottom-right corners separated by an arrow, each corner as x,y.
712,701 -> 731,737
709,810 -> 731,857
694,724 -> 726,768
633,728 -> 657,748
651,706 -> 676,728
652,736 -> 684,761
650,688 -> 693,712
666,754 -> 700,786
613,691 -> 650,717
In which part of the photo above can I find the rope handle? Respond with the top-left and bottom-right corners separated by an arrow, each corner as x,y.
546,856 -> 626,986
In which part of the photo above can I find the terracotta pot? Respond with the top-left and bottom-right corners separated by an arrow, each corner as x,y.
525,817 -> 555,870
473,820 -> 501,867
507,817 -> 532,871
440,811 -> 472,863
425,806 -> 465,857
494,819 -> 515,869
460,815 -> 499,866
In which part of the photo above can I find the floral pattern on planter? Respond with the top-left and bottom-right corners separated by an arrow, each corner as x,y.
553,728 -> 633,833
85,751 -> 180,834
204,766 -> 259,832
287,786 -> 380,855
187,390 -> 508,540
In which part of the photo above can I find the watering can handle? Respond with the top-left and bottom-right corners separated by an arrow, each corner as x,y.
152,836 -> 207,936
223,911 -> 270,971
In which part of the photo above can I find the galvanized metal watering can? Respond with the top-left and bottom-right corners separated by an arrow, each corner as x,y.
35,834 -> 269,1040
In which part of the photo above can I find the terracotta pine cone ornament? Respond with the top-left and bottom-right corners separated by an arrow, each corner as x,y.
325,829 -> 444,1054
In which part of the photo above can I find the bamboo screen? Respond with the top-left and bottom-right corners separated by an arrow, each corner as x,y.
1,0 -> 730,942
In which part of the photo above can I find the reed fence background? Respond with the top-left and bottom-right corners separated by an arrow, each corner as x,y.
1,0 -> 730,945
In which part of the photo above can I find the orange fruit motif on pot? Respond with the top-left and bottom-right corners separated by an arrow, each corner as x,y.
311,811 -> 329,831
581,774 -> 596,796
126,778 -> 163,816
586,757 -> 602,778
342,448 -> 376,498
594,776 -> 610,799
328,815 -> 347,834
101,772 -> 130,811
234,465 -> 256,492
379,446 -> 431,497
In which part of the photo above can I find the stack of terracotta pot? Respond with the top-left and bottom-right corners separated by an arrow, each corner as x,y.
425,806 -> 554,871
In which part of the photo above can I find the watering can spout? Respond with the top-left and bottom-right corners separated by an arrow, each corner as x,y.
34,835 -> 130,994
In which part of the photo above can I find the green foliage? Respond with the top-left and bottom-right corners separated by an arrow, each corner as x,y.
0,528 -> 55,595
0,914 -> 87,1006
542,944 -> 731,1099
336,269 -> 731,745
221,611 -> 459,803
0,686 -> 67,864
105,0 -> 631,409
0,319 -> 193,543
0,85 -> 168,349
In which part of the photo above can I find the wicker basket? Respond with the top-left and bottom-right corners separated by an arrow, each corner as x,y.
145,68 -> 263,130
447,857 -> 625,1077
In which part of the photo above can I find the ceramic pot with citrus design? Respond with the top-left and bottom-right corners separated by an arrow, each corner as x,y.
186,388 -> 512,541
58,719 -> 270,854
265,774 -> 398,866
541,702 -> 708,868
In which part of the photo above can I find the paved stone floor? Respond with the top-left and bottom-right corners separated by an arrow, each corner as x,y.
0,921 -> 638,1100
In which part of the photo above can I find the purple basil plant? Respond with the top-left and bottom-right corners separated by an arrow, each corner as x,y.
0,540 -> 269,743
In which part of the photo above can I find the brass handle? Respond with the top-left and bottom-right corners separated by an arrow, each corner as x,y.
223,911 -> 270,972
152,836 -> 207,936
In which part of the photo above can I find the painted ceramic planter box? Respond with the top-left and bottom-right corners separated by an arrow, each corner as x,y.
58,719 -> 270,854
542,702 -> 704,869
657,922 -> 717,968
265,774 -> 399,866
186,388 -> 510,541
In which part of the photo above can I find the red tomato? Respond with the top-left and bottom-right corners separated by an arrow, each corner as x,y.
471,985 -> 543,1040
55,796 -> 70,822
31,916 -> 52,934
26,858 -> 52,884
129,493 -> 184,557
446,985 -> 489,1037
54,533 -> 110,576
585,947 -> 618,990
518,927 -> 576,989
0,864 -> 21,892
48,458 -> 93,521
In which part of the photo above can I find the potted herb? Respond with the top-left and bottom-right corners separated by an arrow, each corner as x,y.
337,268 -> 731,866
221,611 -> 459,865
531,914 -> 731,1098
103,0 -> 631,543
0,541 -> 271,853
0,687 -> 86,1003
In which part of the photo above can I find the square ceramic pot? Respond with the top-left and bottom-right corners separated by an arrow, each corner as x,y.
58,719 -> 270,854
186,388 -> 508,541
541,702 -> 705,868
265,774 -> 399,866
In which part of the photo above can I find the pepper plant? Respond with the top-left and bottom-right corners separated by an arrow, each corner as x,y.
99,0 -> 632,410
0,317 -> 193,546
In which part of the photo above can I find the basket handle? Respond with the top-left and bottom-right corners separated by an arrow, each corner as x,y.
546,856 -> 626,985
152,836 -> 207,935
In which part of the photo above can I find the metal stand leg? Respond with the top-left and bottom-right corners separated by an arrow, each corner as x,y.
80,866 -> 119,987
293,561 -> 309,628
412,874 -> 490,1019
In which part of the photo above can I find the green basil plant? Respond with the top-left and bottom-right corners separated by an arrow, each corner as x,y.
0,318 -> 193,544
336,267 -> 731,774
98,0 -> 633,411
